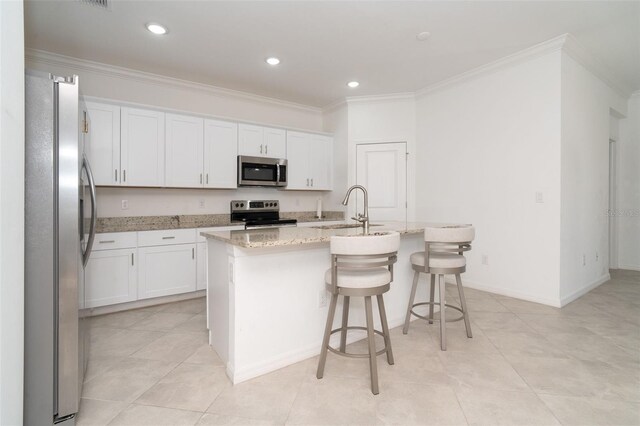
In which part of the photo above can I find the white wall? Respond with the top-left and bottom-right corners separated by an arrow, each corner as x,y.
617,93 -> 640,270
415,51 -> 563,305
345,95 -> 416,221
559,52 -> 628,302
26,51 -> 341,217
0,1 -> 25,424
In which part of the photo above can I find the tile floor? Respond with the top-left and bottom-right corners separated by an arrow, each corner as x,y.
78,271 -> 640,425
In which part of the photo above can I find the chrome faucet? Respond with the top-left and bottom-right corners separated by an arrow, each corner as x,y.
342,185 -> 369,233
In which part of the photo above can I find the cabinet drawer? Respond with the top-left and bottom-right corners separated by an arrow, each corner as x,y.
93,232 -> 137,250
197,225 -> 244,242
138,228 -> 197,247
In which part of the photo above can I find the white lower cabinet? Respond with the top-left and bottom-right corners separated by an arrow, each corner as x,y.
85,248 -> 137,308
137,243 -> 197,299
196,242 -> 207,291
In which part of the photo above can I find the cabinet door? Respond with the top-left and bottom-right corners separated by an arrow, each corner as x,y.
121,107 -> 165,187
196,242 -> 207,291
311,135 -> 333,190
165,114 -> 204,188
84,102 -> 120,186
263,127 -> 286,158
285,131 -> 311,190
85,248 -> 136,308
238,124 -> 264,157
204,119 -> 237,188
138,243 -> 197,299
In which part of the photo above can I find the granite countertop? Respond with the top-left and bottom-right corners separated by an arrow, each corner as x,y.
201,222 -> 468,248
96,211 -> 344,233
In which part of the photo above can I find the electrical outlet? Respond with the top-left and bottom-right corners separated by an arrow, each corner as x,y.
535,192 -> 544,203
482,254 -> 489,265
198,199 -> 205,209
318,290 -> 328,308
121,200 -> 128,210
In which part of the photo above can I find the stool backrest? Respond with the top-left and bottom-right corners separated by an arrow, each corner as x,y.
329,232 -> 400,292
423,225 -> 475,273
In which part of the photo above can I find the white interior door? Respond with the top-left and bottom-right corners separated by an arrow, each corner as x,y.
356,142 -> 407,222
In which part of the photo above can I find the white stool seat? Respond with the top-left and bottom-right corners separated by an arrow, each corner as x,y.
410,251 -> 466,269
325,267 -> 392,289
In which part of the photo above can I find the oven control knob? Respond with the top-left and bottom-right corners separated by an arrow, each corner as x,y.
240,203 -> 244,207
234,203 -> 239,208
274,202 -> 278,207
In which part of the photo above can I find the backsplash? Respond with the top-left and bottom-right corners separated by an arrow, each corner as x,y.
95,187 -> 343,218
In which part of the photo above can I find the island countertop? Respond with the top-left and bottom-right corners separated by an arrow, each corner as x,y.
200,221 -> 466,248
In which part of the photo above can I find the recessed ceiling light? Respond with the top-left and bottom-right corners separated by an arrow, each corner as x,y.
266,57 -> 280,66
416,31 -> 431,41
146,23 -> 168,35
347,81 -> 360,88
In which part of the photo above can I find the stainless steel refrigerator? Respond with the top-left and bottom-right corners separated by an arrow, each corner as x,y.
24,70 -> 97,425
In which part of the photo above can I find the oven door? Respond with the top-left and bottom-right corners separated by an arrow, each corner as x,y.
238,156 -> 287,187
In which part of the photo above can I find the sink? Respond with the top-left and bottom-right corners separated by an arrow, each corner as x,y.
312,223 -> 382,230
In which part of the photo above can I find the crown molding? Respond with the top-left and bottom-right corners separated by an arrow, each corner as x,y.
345,92 -> 415,104
561,34 -> 632,99
416,34 -> 569,98
417,33 -> 634,99
321,98 -> 348,114
25,48 -> 323,114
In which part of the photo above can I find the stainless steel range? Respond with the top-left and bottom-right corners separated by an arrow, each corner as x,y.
230,200 -> 297,229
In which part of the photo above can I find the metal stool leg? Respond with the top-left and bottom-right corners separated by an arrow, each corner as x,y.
428,273 -> 436,324
317,292 -> 339,379
456,274 -> 473,338
438,274 -> 447,351
377,294 -> 394,365
339,296 -> 350,352
364,296 -> 379,395
403,270 -> 420,334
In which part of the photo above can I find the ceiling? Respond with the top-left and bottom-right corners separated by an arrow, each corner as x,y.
24,1 -> 640,108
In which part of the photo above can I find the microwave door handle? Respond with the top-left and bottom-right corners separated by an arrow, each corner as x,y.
276,164 -> 281,184
82,154 -> 97,268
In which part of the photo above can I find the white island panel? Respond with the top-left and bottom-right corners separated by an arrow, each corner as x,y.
205,222 -> 440,384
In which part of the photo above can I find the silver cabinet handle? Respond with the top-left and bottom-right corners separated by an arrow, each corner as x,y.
123,170 -> 126,182
115,169 -> 118,182
306,178 -> 309,187
192,247 -> 195,259
206,174 -> 209,184
99,240 -> 115,244
260,144 -> 263,154
265,144 -> 268,155
131,253 -> 134,266
311,178 -> 314,187
162,236 -> 175,240
200,173 -> 203,184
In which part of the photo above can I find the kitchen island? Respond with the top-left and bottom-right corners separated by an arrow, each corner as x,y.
201,222 -> 437,384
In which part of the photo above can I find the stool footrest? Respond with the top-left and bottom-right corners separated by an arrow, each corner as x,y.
327,326 -> 389,358
410,302 -> 465,323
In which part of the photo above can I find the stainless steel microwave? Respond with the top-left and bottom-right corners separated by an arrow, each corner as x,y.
237,155 -> 287,187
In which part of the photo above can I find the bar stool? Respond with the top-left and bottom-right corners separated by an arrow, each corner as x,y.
402,225 -> 475,350
316,231 -> 400,395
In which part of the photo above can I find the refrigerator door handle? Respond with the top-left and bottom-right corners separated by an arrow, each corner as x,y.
82,154 -> 97,267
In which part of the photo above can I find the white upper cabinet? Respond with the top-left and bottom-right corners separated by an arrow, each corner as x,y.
121,107 -> 165,187
165,113 -> 204,188
83,102 -> 121,186
204,119 -> 238,188
238,124 -> 286,158
285,131 -> 332,190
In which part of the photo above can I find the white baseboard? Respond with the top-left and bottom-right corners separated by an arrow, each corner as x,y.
444,277 -> 563,307
617,264 -> 640,272
559,273 -> 610,307
228,314 -> 418,384
85,290 -> 206,317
